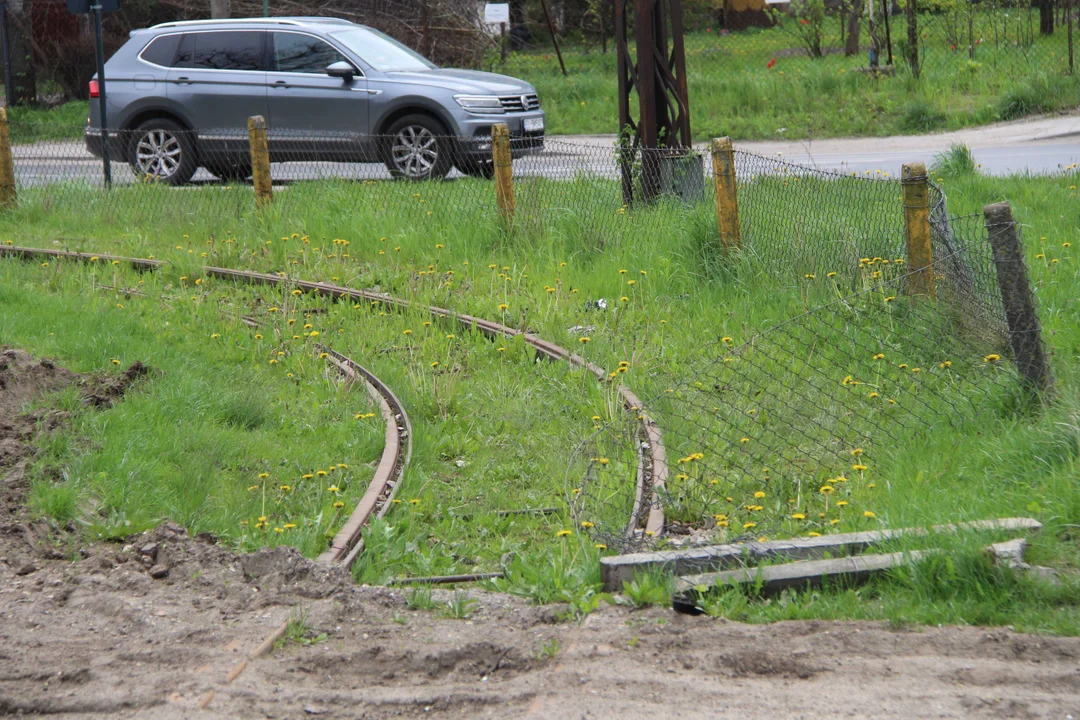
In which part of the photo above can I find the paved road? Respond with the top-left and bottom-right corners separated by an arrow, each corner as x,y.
11,114 -> 1080,187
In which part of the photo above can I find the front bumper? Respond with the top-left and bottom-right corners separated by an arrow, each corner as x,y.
454,110 -> 546,160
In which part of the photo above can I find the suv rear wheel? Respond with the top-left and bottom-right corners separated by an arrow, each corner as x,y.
127,119 -> 197,186
381,114 -> 452,180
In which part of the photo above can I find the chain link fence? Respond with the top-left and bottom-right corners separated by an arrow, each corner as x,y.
0,116 -> 1049,556
568,213 -> 1037,552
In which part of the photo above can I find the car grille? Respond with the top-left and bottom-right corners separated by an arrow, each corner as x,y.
499,94 -> 540,112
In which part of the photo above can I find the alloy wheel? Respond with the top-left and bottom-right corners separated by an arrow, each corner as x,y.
390,126 -> 440,179
135,129 -> 183,180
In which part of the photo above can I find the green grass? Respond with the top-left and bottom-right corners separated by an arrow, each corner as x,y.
6,101 -> 89,143
499,13 -> 1079,140
0,164 -> 1077,632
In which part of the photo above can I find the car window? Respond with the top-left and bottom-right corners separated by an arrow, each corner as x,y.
174,31 -> 264,71
273,32 -> 348,74
140,34 -> 182,67
328,27 -> 435,72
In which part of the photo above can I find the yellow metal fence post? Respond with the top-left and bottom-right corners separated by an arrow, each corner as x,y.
0,108 -> 16,209
492,123 -> 514,221
711,137 -> 740,248
248,115 -> 272,207
902,162 -> 934,298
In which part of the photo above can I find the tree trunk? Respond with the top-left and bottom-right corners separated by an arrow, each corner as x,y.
6,4 -> 36,105
1039,0 -> 1054,34
845,0 -> 863,55
210,0 -> 231,19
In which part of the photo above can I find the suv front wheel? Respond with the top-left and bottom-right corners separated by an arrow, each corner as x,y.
381,115 -> 452,180
127,119 -> 197,186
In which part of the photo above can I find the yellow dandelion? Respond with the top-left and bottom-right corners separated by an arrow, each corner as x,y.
579,337 -> 591,343
556,530 -> 573,537
820,485 -> 835,495
595,543 -> 608,550
580,521 -> 595,528
743,522 -> 757,529
984,354 -> 1001,362
754,491 -> 766,499
333,501 -> 345,508
863,511 -> 876,518
327,485 -> 339,493
791,513 -> 806,520
852,464 -> 868,471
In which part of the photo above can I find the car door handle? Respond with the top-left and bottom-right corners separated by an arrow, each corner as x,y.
174,76 -> 193,85
273,80 -> 289,89
353,88 -> 381,95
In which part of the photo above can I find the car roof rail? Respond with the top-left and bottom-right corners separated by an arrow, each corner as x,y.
149,17 -> 353,30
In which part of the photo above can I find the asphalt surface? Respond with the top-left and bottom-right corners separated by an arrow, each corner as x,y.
11,113 -> 1080,187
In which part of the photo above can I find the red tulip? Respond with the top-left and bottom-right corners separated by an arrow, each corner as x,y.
767,58 -> 777,68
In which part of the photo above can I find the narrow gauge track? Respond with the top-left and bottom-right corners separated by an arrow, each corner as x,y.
0,244 -> 667,542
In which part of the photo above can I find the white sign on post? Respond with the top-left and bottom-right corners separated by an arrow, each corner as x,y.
484,3 -> 510,24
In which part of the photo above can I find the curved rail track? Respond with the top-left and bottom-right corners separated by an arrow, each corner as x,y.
0,244 -> 667,544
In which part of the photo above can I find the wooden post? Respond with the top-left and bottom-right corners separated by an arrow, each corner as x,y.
906,0 -> 920,77
984,202 -> 1054,397
247,115 -> 272,207
902,162 -> 934,297
711,137 -> 740,249
492,123 -> 514,221
0,107 -> 15,209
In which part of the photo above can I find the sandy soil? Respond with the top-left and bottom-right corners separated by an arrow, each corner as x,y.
2,349 -> 1079,720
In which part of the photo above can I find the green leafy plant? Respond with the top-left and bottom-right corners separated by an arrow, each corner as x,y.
406,586 -> 439,611
443,590 -> 481,619
622,571 -> 673,609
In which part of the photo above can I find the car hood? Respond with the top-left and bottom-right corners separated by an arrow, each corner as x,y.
382,69 -> 535,95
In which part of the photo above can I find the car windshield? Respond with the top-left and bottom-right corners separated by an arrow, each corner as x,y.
329,27 -> 436,72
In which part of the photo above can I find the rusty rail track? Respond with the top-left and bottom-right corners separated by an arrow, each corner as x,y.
0,244 -> 668,541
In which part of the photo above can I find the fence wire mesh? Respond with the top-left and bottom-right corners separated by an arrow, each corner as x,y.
1,118 -> 1046,557
568,215 -> 1036,553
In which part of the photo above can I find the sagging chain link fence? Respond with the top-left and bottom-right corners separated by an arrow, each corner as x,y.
568,202 -> 1050,553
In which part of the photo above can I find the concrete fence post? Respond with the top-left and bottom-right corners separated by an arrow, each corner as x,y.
492,123 -> 514,221
247,115 -> 272,207
902,162 -> 934,298
0,108 -> 16,209
984,202 -> 1054,398
710,137 -> 741,249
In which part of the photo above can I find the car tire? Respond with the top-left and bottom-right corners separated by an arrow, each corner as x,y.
381,114 -> 453,180
127,119 -> 197,186
204,159 -> 253,182
457,159 -> 495,179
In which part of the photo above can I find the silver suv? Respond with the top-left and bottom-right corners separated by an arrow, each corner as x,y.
85,17 -> 545,183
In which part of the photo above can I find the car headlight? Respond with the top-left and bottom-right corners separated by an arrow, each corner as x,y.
454,95 -> 505,114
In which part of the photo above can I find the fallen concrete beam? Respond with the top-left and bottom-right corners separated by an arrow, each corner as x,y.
602,517 -> 1042,591
673,549 -> 932,598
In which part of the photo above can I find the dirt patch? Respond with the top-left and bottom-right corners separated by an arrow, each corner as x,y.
0,348 -> 148,524
1,348 -> 1079,718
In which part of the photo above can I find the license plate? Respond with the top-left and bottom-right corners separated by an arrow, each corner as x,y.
523,117 -> 544,133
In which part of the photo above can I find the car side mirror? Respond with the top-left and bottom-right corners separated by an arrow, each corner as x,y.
327,61 -> 357,81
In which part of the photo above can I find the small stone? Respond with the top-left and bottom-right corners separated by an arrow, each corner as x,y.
304,706 -> 329,715
15,562 -> 37,576
148,564 -> 169,579
139,542 -> 159,557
